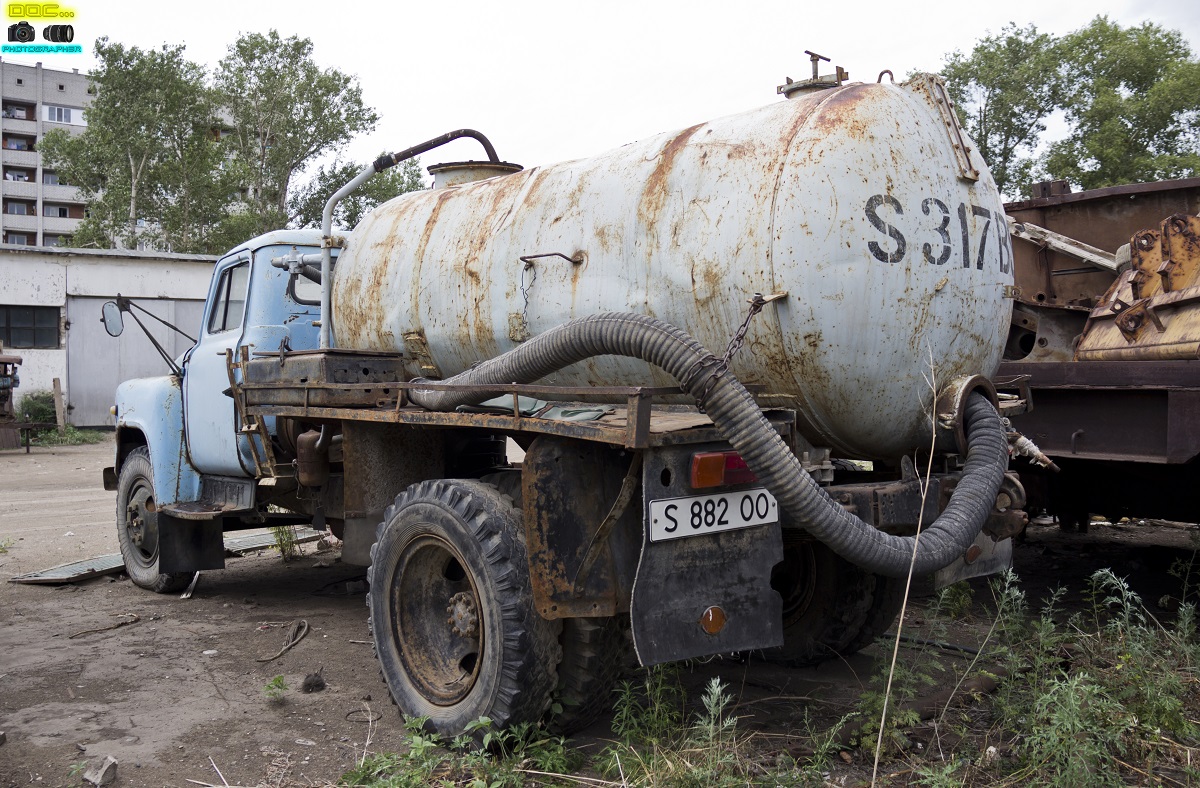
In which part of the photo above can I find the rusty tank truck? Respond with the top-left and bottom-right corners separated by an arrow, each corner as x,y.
998,178 -> 1200,529
102,67 -> 1031,735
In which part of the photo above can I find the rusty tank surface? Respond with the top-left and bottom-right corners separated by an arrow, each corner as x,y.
332,73 -> 1014,461
997,178 -> 1200,525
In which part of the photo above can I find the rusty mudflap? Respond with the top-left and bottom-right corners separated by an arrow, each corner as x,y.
522,436 -> 642,619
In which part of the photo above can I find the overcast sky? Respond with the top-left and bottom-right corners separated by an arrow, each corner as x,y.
4,0 -> 1198,175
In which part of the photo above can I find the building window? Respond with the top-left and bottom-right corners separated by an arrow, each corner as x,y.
43,204 -> 68,218
57,84 -> 64,91
2,105 -> 28,120
15,78 -> 22,86
6,202 -> 27,215
4,169 -> 31,182
5,232 -> 29,245
45,105 -> 73,124
0,305 -> 60,348
43,234 -> 69,247
42,171 -> 61,185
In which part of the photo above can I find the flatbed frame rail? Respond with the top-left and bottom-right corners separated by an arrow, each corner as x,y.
232,349 -> 796,454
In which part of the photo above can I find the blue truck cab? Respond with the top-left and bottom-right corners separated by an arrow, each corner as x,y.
104,230 -> 322,591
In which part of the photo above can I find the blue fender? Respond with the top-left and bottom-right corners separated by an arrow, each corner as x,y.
113,375 -> 201,506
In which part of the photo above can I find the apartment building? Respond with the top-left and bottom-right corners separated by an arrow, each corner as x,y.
0,59 -> 90,248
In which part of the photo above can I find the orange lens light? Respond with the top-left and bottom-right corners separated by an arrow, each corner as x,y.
700,606 -> 727,635
690,452 -> 727,488
689,451 -> 758,489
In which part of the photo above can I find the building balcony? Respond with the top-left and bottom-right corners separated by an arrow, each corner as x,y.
2,148 -> 37,167
1,117 -> 37,134
42,120 -> 84,136
41,214 -> 79,233
1,179 -> 37,198
40,182 -> 82,202
2,212 -> 37,231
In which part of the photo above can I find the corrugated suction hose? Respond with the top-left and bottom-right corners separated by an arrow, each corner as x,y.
409,312 -> 1007,577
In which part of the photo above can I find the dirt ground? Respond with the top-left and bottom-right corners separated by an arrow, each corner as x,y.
2,437 -> 1197,787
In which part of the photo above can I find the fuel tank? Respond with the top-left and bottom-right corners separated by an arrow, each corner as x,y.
332,74 -> 1013,459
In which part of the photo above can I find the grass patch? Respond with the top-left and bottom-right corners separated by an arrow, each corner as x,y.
29,425 -> 109,446
340,716 -> 576,787
270,524 -> 300,561
342,566 -> 1200,786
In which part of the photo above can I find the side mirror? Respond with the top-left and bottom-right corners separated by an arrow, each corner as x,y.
101,300 -> 124,337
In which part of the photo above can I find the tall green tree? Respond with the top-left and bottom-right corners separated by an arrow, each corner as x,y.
941,17 -> 1200,197
289,156 -> 426,231
39,38 -> 230,251
941,23 -> 1069,199
1044,17 -> 1200,190
215,30 -> 379,234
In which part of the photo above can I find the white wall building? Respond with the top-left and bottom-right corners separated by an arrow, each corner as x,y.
2,245 -> 216,425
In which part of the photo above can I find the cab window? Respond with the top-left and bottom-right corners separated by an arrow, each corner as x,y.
207,262 -> 249,334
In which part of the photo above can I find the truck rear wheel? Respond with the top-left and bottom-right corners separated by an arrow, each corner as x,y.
838,575 -> 906,656
550,616 -> 628,734
479,469 -> 628,734
116,447 -> 191,594
766,538 -> 876,666
367,479 -> 559,736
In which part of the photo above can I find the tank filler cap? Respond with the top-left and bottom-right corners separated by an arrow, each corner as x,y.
778,50 -> 848,98
428,160 -> 524,189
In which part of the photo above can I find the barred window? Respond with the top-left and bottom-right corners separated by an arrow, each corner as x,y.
0,305 -> 59,348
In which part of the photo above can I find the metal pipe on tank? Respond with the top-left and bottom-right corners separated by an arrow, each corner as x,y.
316,130 -> 506,349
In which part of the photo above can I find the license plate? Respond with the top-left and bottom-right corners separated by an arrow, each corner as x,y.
648,488 -> 778,543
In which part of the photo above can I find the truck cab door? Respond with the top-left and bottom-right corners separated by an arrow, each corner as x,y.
183,254 -> 252,476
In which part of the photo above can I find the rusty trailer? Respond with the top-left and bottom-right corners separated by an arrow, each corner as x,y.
998,178 -> 1200,526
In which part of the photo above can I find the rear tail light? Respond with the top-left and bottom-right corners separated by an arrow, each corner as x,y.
690,451 -> 758,489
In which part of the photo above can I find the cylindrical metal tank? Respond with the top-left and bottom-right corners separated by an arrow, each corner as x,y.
332,75 -> 1013,459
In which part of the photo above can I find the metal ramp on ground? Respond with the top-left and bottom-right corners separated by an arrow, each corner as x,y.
7,527 -> 324,584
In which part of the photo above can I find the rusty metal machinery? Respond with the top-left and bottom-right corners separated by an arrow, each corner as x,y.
1077,214 -> 1200,361
998,180 -> 1200,524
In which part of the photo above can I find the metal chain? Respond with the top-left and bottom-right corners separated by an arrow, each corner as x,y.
684,293 -> 770,410
518,262 -> 538,339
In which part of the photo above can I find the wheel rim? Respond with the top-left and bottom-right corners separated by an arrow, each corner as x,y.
124,479 -> 160,569
772,540 -> 818,627
392,533 -> 484,706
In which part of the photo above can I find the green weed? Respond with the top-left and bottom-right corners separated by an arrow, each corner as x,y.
932,580 -> 974,620
16,390 -> 55,424
271,524 -> 300,561
340,715 -> 575,787
32,425 -> 108,446
263,674 -> 288,704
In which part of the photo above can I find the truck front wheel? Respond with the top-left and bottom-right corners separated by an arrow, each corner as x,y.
367,479 -> 559,736
115,447 -> 191,593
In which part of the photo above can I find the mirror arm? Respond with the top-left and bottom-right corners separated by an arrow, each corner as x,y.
116,295 -> 197,344
122,307 -> 183,377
